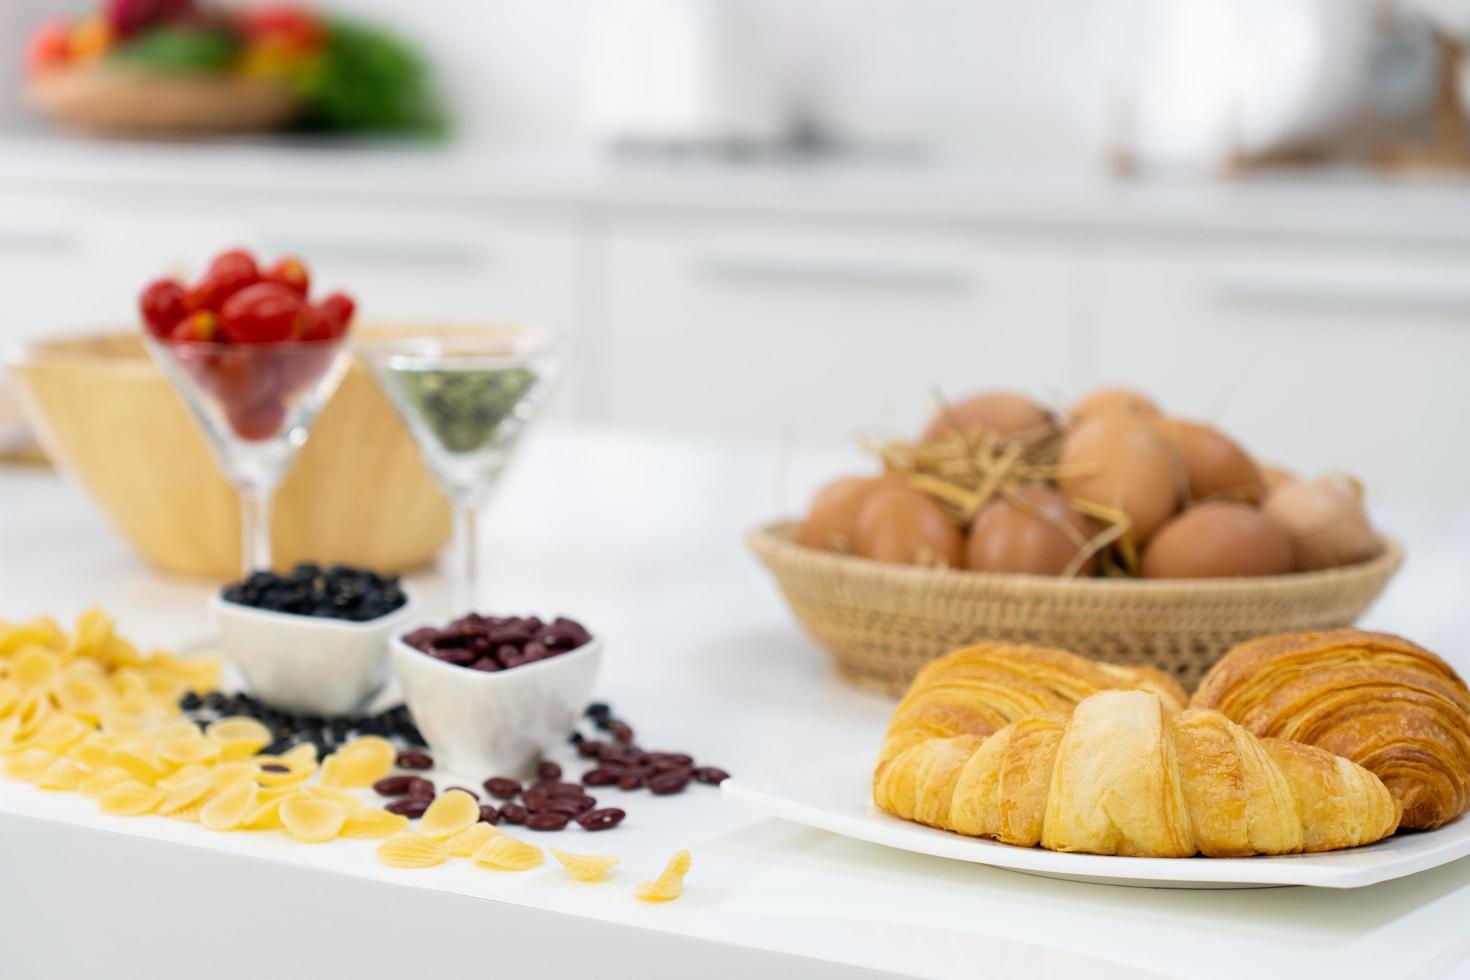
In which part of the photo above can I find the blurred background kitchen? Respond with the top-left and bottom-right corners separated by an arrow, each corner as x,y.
2,0 -> 1469,506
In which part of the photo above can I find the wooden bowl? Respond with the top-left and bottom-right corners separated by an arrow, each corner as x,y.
749,521 -> 1403,695
27,66 -> 298,137
5,330 -> 451,579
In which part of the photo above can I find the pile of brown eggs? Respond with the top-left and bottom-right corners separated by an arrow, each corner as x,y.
797,387 -> 1382,580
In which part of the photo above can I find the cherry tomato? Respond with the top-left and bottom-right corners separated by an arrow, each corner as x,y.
226,398 -> 288,441
167,310 -> 218,342
219,282 -> 307,344
264,256 -> 310,297
186,248 -> 260,312
25,20 -> 72,76
104,0 -> 195,38
315,292 -> 356,338
239,5 -> 322,52
206,347 -> 275,407
139,278 -> 187,337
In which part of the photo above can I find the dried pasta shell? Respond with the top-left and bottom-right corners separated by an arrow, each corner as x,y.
98,780 -> 165,816
0,679 -> 18,717
22,714 -> 89,753
254,751 -> 316,787
52,673 -> 109,723
155,730 -> 220,769
445,822 -> 497,857
69,732 -> 119,769
78,765 -> 132,799
209,762 -> 261,791
281,742 -> 318,766
241,794 -> 291,831
319,736 -> 394,788
280,796 -> 347,843
302,785 -> 365,813
109,743 -> 165,785
156,764 -> 211,791
34,756 -> 86,791
205,717 -> 271,761
10,646 -> 59,689
418,789 -> 480,839
4,747 -> 57,782
472,834 -> 544,871
551,848 -> 620,882
156,775 -> 213,816
634,850 -> 691,903
341,809 -> 409,840
200,778 -> 258,832
378,832 -> 449,869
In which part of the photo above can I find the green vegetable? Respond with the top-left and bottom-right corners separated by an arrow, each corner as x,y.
112,26 -> 239,74
297,19 -> 445,134
395,368 -> 539,454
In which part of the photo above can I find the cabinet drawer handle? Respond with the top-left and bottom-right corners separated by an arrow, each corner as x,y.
1216,271 -> 1470,311
260,237 -> 485,267
697,249 -> 973,291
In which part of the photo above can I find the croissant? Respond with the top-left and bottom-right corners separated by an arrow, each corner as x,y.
874,689 -> 1400,857
878,643 -> 1187,766
1192,629 -> 1470,830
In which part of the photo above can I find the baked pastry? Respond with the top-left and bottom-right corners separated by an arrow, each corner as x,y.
874,689 -> 1400,857
878,643 -> 1187,766
1192,629 -> 1470,830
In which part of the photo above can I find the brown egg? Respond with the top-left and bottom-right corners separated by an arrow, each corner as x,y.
1070,387 -> 1162,423
1141,503 -> 1294,579
798,475 -> 890,552
966,486 -> 1096,576
1161,419 -> 1266,504
920,391 -> 1051,445
1058,412 -> 1181,542
853,486 -> 964,568
1262,476 -> 1380,571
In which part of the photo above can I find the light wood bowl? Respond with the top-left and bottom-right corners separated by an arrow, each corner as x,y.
27,66 -> 299,137
5,330 -> 451,579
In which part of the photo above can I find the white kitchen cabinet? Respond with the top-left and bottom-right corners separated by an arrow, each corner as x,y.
1088,236 -> 1470,500
595,216 -> 1083,443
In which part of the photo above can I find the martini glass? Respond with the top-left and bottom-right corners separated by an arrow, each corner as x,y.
364,326 -> 561,613
144,336 -> 352,573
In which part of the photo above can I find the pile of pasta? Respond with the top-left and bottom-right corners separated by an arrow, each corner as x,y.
0,609 -> 692,901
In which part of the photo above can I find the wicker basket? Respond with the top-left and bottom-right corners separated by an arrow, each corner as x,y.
27,67 -> 298,137
748,521 -> 1403,696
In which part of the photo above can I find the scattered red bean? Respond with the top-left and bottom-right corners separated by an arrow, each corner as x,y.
479,805 -> 501,825
609,721 -> 634,743
500,803 -> 528,824
395,749 -> 433,770
260,764 -> 289,773
525,811 -> 570,831
444,786 -> 480,800
406,776 -> 436,800
373,775 -> 417,797
648,770 -> 691,795
577,808 -> 625,831
537,761 -> 562,781
542,781 -> 586,799
386,798 -> 430,818
577,740 -> 604,759
538,798 -> 587,818
693,766 -> 730,785
483,777 -> 522,799
576,796 -> 597,812
650,753 -> 693,766
650,757 -> 690,773
617,770 -> 649,790
582,767 -> 619,786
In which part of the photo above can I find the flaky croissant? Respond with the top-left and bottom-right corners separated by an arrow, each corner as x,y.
878,643 -> 1187,767
874,689 -> 1400,857
1192,629 -> 1470,830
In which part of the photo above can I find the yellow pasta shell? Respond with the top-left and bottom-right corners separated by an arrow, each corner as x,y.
4,747 -> 57,782
77,765 -> 132,799
378,832 -> 449,869
341,809 -> 409,840
419,789 -> 480,839
200,778 -> 259,832
320,736 -> 395,788
634,849 -> 691,903
98,780 -> 165,816
472,835 -> 544,871
551,848 -> 620,882
445,822 -> 498,857
280,796 -> 347,843
156,775 -> 213,816
34,757 -> 86,791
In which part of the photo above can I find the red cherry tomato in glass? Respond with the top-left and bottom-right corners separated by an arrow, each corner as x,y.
219,282 -> 307,344
226,398 -> 288,441
167,310 -> 218,342
264,256 -> 310,297
186,248 -> 260,312
315,292 -> 356,338
140,278 -> 187,337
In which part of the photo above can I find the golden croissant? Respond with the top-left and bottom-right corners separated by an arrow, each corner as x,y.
874,689 -> 1400,857
878,643 -> 1187,766
1192,629 -> 1470,830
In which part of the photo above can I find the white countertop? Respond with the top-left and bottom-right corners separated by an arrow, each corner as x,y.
4,133 -> 1470,244
2,424 -> 1470,980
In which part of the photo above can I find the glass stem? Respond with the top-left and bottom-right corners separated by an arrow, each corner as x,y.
452,494 -> 480,614
239,483 -> 276,574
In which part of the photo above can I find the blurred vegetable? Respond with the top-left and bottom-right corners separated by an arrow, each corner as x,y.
296,19 -> 442,133
69,14 -> 116,61
26,20 -> 73,75
239,4 -> 323,52
113,25 -> 238,73
105,0 -> 195,38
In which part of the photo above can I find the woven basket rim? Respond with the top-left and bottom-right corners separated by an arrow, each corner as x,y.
748,520 -> 1404,600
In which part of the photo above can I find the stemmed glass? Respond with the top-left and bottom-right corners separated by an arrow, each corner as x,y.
363,326 -> 562,613
144,336 -> 352,572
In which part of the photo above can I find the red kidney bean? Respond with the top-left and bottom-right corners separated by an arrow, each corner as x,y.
259,764 -> 289,773
649,753 -> 694,766
373,775 -> 417,797
386,798 -> 430,817
648,770 -> 691,795
617,769 -> 649,790
609,721 -> 634,743
500,803 -> 528,824
577,740 -> 605,759
650,757 -> 690,773
577,796 -> 597,812
395,750 -> 433,770
525,811 -> 570,831
541,781 -> 587,799
479,805 -> 501,825
539,799 -> 586,818
483,777 -> 522,799
444,786 -> 480,800
406,777 -> 436,800
581,767 -> 619,786
537,761 -> 562,781
576,808 -> 625,831
693,766 -> 730,785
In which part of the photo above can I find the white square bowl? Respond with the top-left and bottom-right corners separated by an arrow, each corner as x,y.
390,632 -> 602,780
209,589 -> 418,717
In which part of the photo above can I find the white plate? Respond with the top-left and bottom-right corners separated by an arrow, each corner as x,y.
721,751 -> 1470,889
